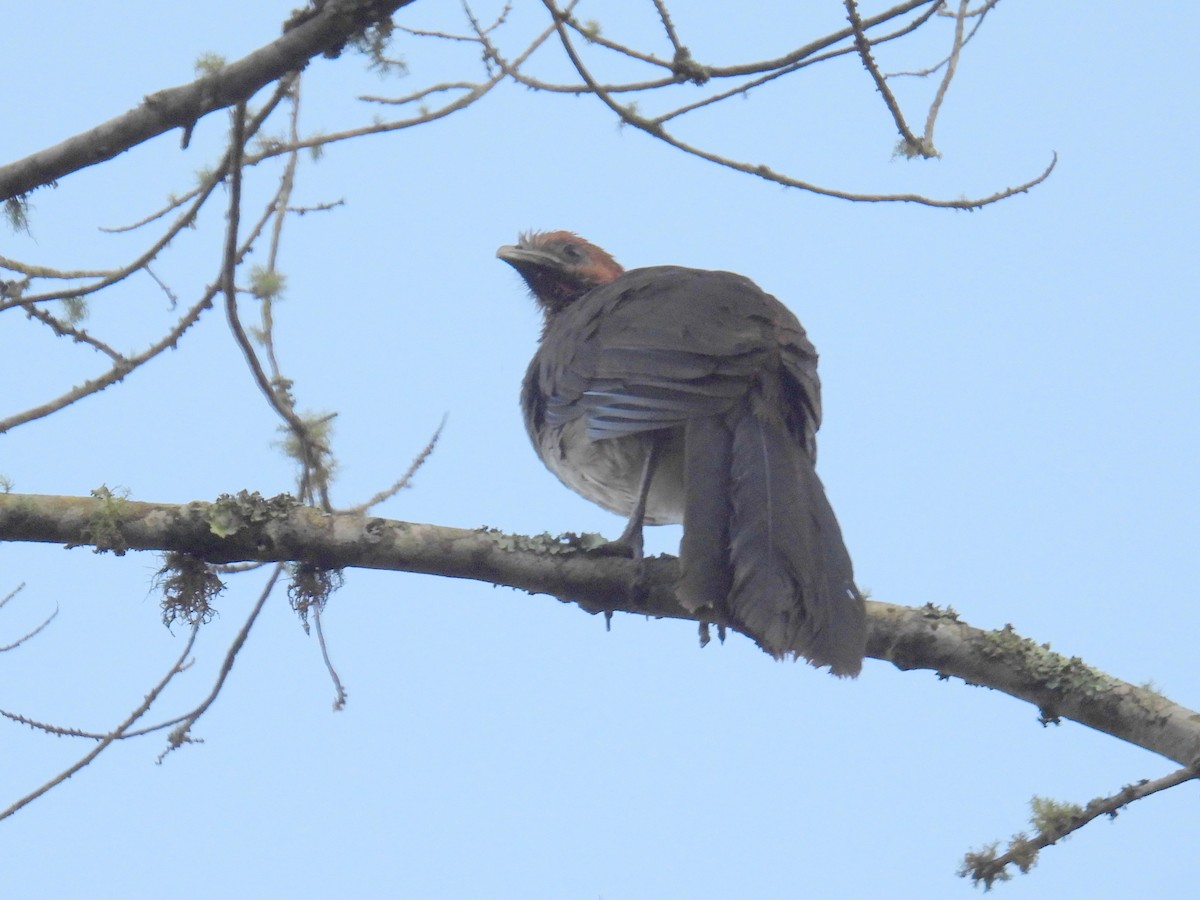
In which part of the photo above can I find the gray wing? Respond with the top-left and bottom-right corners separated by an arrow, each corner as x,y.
527,266 -> 822,453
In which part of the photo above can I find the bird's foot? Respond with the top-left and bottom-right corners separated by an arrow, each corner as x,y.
585,530 -> 649,608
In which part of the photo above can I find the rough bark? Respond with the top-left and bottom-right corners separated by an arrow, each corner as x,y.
0,0 -> 414,201
2,490 -> 1197,767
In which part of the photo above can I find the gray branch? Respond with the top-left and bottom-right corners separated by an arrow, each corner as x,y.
0,0 -> 414,201
2,490 -> 1196,768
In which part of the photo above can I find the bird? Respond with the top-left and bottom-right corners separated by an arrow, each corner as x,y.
497,230 -> 866,676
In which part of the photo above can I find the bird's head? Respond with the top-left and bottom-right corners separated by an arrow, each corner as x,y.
497,231 -> 624,315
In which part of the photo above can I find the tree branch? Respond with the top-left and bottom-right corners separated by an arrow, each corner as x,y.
960,765 -> 1200,888
1,490 -> 1196,769
542,0 -> 1055,209
0,0 -> 415,201
0,620 -> 200,821
845,0 -> 929,157
0,168 -> 284,435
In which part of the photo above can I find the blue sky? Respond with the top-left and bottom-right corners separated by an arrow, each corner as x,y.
2,2 -> 1198,897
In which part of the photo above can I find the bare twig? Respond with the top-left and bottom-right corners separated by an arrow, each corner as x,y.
650,0 -> 685,54
0,584 -> 59,653
4,77 -> 295,312
0,0 -> 416,201
0,168 -> 286,435
262,83 -> 302,377
945,0 -> 1003,18
222,102 -> 247,331
647,0 -> 706,83
0,606 -> 58,652
0,583 -> 24,610
286,199 -> 345,216
886,2 -> 991,78
563,6 -> 672,72
542,0 -> 1054,209
961,764 -> 1200,889
0,257 -> 115,280
247,81 -> 341,510
0,623 -> 199,821
565,0 -> 936,82
219,100 -> 332,510
361,80 -> 481,105
97,185 -> 204,233
18,302 -> 127,362
342,415 -> 447,514
0,297 -> 203,434
397,2 -> 510,41
311,603 -> 348,711
655,3 -> 941,125
922,0 -> 971,151
497,0 -> 936,98
0,708 -> 106,737
0,605 -> 58,652
144,265 -> 180,309
157,565 -> 282,762
845,0 -> 931,157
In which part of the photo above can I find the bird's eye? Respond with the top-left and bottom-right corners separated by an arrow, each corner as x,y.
560,243 -> 585,263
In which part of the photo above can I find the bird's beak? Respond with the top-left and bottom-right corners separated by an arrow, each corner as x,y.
496,244 -> 558,268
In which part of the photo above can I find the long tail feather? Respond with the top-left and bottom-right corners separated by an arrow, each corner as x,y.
678,417 -> 733,611
726,406 -> 866,675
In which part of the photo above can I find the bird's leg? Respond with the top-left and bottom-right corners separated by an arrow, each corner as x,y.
609,435 -> 661,561
594,436 -> 661,606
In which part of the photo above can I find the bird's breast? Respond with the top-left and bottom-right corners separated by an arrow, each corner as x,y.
536,418 -> 686,525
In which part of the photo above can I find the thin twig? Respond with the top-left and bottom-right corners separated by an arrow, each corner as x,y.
18,302 -> 126,361
222,104 -> 247,312
0,300 -> 196,434
1,80 -> 294,433
158,565 -> 283,762
497,0 -> 937,103
0,257 -> 115,280
0,1 -> 412,201
0,606 -> 57,653
0,169 -> 284,435
0,708 -> 105,737
262,83 -> 302,378
342,415 -> 447,514
311,603 -> 347,711
143,265 -> 180,309
542,0 -> 1054,209
563,7 -> 672,70
572,0 -> 936,81
286,199 -> 345,216
397,2 -> 510,41
963,764 -> 1200,888
922,0 -> 970,150
886,3 -> 990,78
219,102 -> 324,508
0,583 -> 24,609
945,0 -> 1002,18
361,81 -> 481,105
845,0 -> 930,157
656,3 -> 940,125
98,185 -> 204,233
0,584 -> 59,653
5,77 -> 295,311
0,623 -> 199,821
396,24 -> 483,42
253,80 -> 338,511
651,0 -> 685,54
